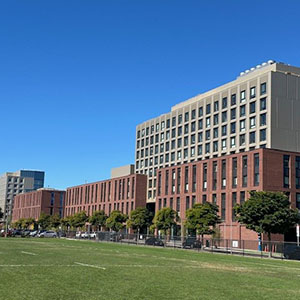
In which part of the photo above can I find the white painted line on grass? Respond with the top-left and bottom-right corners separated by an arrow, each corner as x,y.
21,251 -> 37,256
0,265 -> 80,268
74,262 -> 106,270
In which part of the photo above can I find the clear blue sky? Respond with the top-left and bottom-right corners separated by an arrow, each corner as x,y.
0,1 -> 299,189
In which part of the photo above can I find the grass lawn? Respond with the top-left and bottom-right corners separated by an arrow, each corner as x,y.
1,238 -> 300,300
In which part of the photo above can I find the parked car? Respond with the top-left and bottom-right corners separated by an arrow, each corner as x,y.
145,237 -> 164,247
183,238 -> 202,249
89,232 -> 97,239
29,230 -> 38,237
21,230 -> 31,238
283,244 -> 300,260
81,232 -> 89,239
75,232 -> 82,239
39,231 -> 57,238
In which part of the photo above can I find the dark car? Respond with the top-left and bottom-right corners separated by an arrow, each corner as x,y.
183,238 -> 202,249
283,244 -> 300,260
145,237 -> 164,247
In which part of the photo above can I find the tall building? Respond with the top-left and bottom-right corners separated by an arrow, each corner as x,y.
12,188 -> 65,223
135,61 -> 300,202
0,170 -> 45,222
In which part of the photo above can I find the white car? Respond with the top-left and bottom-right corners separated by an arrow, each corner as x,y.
39,231 -> 57,238
89,232 -> 97,239
29,230 -> 38,237
76,232 -> 81,239
81,232 -> 89,239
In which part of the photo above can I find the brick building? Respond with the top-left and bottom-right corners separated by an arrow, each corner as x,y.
156,148 -> 300,241
12,188 -> 65,223
64,167 -> 147,218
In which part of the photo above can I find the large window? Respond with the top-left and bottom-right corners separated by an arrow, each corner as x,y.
260,82 -> 267,95
221,194 -> 226,221
165,170 -> 169,195
296,157 -> 300,189
192,165 -> 197,193
232,157 -> 237,188
242,156 -> 248,187
254,153 -> 260,186
212,161 -> 217,190
221,160 -> 226,189
284,155 -> 290,188
203,163 -> 207,191
184,166 -> 189,193
232,192 -> 237,222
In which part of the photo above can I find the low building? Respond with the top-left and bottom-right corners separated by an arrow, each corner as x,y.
12,188 -> 65,223
64,166 -> 147,217
156,148 -> 300,241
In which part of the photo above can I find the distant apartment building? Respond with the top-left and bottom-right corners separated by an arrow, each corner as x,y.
12,188 -> 65,223
156,148 -> 300,241
64,165 -> 147,217
0,170 -> 45,222
135,61 -> 300,202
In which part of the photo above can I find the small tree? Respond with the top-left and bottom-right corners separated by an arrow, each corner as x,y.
61,216 -> 74,231
89,210 -> 107,231
72,211 -> 88,229
153,207 -> 179,236
235,191 -> 300,244
50,214 -> 61,231
127,207 -> 153,235
106,211 -> 128,232
185,202 -> 221,242
38,213 -> 51,230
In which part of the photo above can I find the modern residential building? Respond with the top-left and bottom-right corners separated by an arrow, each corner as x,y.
0,170 -> 45,222
12,188 -> 65,223
135,61 -> 300,202
64,165 -> 147,218
155,148 -> 300,242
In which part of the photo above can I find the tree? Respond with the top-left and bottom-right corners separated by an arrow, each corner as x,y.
89,210 -> 107,231
127,207 -> 153,234
22,218 -> 36,229
50,214 -> 61,231
13,219 -> 24,229
235,191 -> 300,243
153,207 -> 179,236
106,211 -> 128,232
61,216 -> 74,231
72,211 -> 88,229
185,202 -> 221,241
38,213 -> 51,230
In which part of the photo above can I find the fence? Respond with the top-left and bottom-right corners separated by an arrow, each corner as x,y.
61,231 -> 300,260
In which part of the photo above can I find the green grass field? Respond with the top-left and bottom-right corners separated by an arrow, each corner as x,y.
1,238 -> 300,300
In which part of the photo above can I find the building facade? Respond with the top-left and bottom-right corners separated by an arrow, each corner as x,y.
64,172 -> 147,218
135,61 -> 300,202
0,170 -> 45,222
12,188 -> 65,223
155,148 -> 300,241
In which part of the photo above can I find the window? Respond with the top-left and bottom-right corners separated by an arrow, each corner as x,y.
191,146 -> 195,157
213,114 -> 219,125
214,101 -> 219,112
231,94 -> 236,106
249,132 -> 256,144
296,194 -> 300,210
212,161 -> 217,190
205,130 -> 211,141
260,113 -> 266,126
230,137 -> 236,148
212,194 -> 217,205
222,139 -> 227,150
240,191 -> 245,205
165,170 -> 169,195
240,119 -> 246,132
284,155 -> 290,188
184,124 -> 189,134
185,112 -> 189,122
231,122 -> 236,134
221,160 -> 226,189
199,107 -> 203,117
191,122 -> 196,132
240,90 -> 246,102
177,168 -> 181,193
192,165 -> 196,192
213,141 -> 218,152
231,108 -> 236,120
250,116 -> 256,128
254,153 -> 260,186
186,196 -> 190,210
221,194 -> 226,221
191,134 -> 196,144
202,195 -> 207,204
203,163 -> 207,190
296,157 -> 300,189
222,111 -> 227,123
198,119 -> 203,130
205,143 -> 210,154
213,128 -> 218,139
240,134 -> 246,146
198,132 -> 203,143
221,125 -> 227,136
232,192 -> 237,222
232,157 -> 237,188
260,129 -> 266,142
250,102 -> 256,114
191,109 -> 196,120
222,97 -> 227,109
198,145 -> 202,156
260,97 -> 266,110
240,105 -> 246,117
242,156 -> 248,187
250,87 -> 256,98
206,117 -> 211,128
184,166 -> 189,193
176,197 -> 180,213
178,127 -> 182,136
260,82 -> 267,95
206,104 -> 211,114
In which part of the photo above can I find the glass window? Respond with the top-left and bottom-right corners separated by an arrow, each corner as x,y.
191,109 -> 196,120
185,112 -> 189,122
213,141 -> 218,152
206,104 -> 211,114
260,97 -> 267,110
250,102 -> 256,114
242,156 -> 248,187
178,114 -> 182,124
240,119 -> 246,132
261,83 -> 267,95
205,143 -> 210,154
260,129 -> 266,141
230,137 -> 236,148
231,94 -> 236,106
249,132 -> 256,144
250,116 -> 256,128
222,125 -> 227,136
214,101 -> 219,112
206,117 -> 211,128
250,87 -> 256,98
198,119 -> 203,130
231,122 -> 236,134
296,157 -> 300,189
222,139 -> 227,150
240,134 -> 246,146
199,107 -> 203,117
213,128 -> 218,139
284,155 -> 290,188
213,114 -> 219,125
222,97 -> 227,109
240,90 -> 246,102
240,105 -> 246,117
221,194 -> 226,221
206,130 -> 211,141
260,113 -> 266,126
254,153 -> 259,186
231,108 -> 236,120
222,111 -> 227,123
198,132 -> 203,143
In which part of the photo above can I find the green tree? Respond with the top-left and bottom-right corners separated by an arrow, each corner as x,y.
153,207 -> 179,236
50,214 -> 61,231
235,191 -> 300,243
13,219 -> 24,229
89,210 -> 107,231
38,213 -> 51,230
185,203 -> 221,242
72,211 -> 88,229
61,216 -> 73,231
127,207 -> 153,234
22,218 -> 36,229
106,211 -> 128,232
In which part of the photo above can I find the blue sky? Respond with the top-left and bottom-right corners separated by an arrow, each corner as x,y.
0,1 -> 300,189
